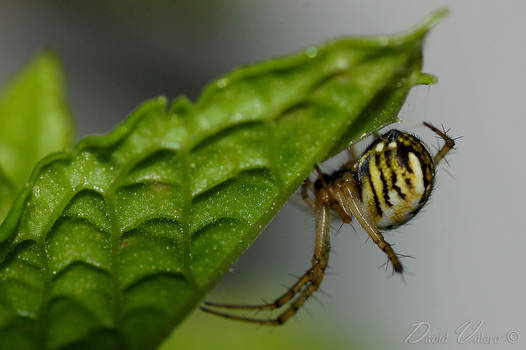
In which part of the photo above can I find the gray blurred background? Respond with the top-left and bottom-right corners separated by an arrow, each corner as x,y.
1,1 -> 524,349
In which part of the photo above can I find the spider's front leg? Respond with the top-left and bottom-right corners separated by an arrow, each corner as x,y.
423,122 -> 456,164
332,173 -> 403,273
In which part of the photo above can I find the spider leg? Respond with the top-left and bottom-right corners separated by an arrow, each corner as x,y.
348,147 -> 358,160
331,202 -> 351,224
202,266 -> 315,311
332,175 -> 403,273
200,202 -> 331,325
301,179 -> 316,210
423,122 -> 455,164
346,146 -> 359,163
337,147 -> 360,172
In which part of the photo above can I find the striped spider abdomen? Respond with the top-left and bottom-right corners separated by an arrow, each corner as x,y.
358,129 -> 435,229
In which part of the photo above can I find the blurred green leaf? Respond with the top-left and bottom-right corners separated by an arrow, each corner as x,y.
162,309 -> 351,350
0,51 -> 74,221
161,280 -> 383,350
0,167 -> 15,225
0,9 -> 446,350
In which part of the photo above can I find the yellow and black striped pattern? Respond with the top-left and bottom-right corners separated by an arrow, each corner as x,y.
357,130 -> 435,229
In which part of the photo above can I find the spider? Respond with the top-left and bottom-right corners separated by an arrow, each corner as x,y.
200,122 -> 456,325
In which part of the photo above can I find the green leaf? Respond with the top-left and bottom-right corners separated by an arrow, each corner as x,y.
0,167 -> 15,225
0,9 -> 447,350
161,306 -> 357,350
0,51 -> 74,222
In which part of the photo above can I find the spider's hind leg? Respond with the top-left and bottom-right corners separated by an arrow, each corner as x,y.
200,201 -> 332,325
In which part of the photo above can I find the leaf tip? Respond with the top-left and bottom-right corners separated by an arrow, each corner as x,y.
29,48 -> 65,77
36,47 -> 61,61
384,7 -> 449,48
419,7 -> 450,34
